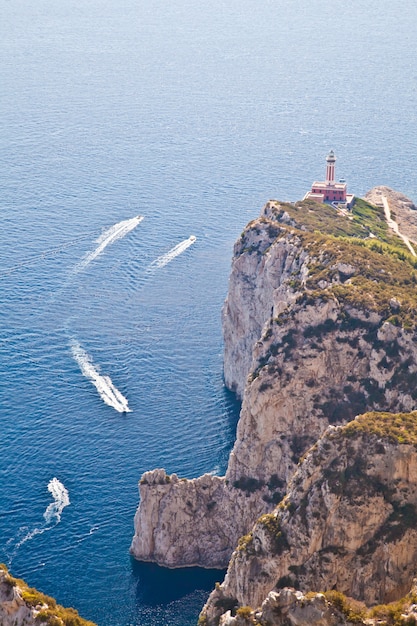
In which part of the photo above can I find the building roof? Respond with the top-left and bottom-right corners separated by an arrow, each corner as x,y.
311,181 -> 347,190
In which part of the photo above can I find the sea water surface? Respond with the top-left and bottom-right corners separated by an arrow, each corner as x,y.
1,1 -> 417,624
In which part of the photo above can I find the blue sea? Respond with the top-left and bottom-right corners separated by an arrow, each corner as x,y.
1,1 -> 417,624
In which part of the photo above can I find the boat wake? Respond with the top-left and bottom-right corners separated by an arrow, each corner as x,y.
44,477 -> 70,525
0,232 -> 98,279
6,478 -> 70,565
150,235 -> 196,269
75,215 -> 144,272
70,339 -> 131,413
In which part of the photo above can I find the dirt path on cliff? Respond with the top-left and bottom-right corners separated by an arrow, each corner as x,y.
382,195 -> 416,257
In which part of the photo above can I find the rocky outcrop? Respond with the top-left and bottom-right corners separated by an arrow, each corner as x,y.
225,301 -> 417,490
211,588 -> 362,626
131,193 -> 417,571
200,412 -> 417,625
210,586 -> 417,626
365,186 -> 417,244
0,569 -> 33,626
247,589 -> 353,626
131,469 -> 263,568
0,566 -> 95,626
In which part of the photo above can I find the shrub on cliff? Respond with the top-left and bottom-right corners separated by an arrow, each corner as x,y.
0,565 -> 96,626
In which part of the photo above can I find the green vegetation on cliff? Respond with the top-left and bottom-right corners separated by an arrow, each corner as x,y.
323,588 -> 417,625
257,513 -> 288,554
259,198 -> 417,327
270,197 -> 393,244
340,411 -> 417,444
0,564 -> 97,626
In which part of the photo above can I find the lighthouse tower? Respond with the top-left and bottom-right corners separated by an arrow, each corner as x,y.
325,150 -> 336,185
303,150 -> 354,208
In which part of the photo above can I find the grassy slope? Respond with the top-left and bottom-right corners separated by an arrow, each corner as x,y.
265,198 -> 417,327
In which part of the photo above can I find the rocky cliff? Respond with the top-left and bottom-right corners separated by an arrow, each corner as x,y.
200,412 -> 417,624
131,470 -> 261,569
205,584 -> 417,626
131,190 -> 417,574
0,565 -> 96,626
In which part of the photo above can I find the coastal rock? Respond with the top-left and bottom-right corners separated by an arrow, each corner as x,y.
212,586 -> 417,626
222,219 -> 308,399
0,570 -> 33,626
131,192 -> 417,573
257,589 -> 346,626
200,413 -> 417,624
0,566 -> 95,626
365,186 -> 417,244
215,588 -> 357,626
132,470 -> 254,568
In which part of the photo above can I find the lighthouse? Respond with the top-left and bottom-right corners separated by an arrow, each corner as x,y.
303,151 -> 354,208
325,150 -> 336,185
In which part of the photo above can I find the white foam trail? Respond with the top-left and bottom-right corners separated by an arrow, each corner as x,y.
11,527 -> 47,553
70,339 -> 131,413
76,215 -> 144,272
6,479 -> 70,564
150,235 -> 196,269
44,477 -> 70,524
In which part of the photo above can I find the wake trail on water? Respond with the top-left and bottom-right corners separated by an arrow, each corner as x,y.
74,215 -> 144,273
70,339 -> 131,413
149,235 -> 196,269
14,526 -> 101,576
44,477 -> 70,525
6,478 -> 70,565
0,232 -> 99,279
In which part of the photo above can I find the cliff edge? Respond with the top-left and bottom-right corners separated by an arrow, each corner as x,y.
0,565 -> 96,626
131,189 -> 417,573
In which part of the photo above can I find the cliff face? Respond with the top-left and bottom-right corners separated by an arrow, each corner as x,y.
201,413 -> 417,624
0,566 -> 96,626
131,470 -> 261,569
222,219 -> 309,400
131,193 -> 417,571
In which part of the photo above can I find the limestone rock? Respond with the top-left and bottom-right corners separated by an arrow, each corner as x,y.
131,469 -> 275,568
200,413 -> 417,624
222,219 -> 308,400
131,195 -> 417,571
0,566 -> 95,626
258,590 -> 344,626
0,570 -> 33,626
215,588 -> 358,626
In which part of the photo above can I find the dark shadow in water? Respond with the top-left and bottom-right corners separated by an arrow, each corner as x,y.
223,384 -> 241,437
131,557 -> 226,606
217,383 -> 242,474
